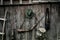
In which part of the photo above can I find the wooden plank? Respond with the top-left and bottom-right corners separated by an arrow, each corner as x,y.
2,9 -> 8,40
1,0 -> 3,5
3,4 -> 59,40
0,32 -> 4,35
10,0 -> 13,4
19,0 -> 22,4
29,0 -> 32,3
0,18 -> 6,21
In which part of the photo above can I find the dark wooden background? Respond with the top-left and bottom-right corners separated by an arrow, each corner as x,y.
0,4 -> 60,40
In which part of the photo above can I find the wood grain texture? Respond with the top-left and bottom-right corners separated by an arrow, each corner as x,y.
0,4 -> 59,40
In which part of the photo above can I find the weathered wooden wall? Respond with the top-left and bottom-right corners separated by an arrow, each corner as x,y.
0,4 -> 60,40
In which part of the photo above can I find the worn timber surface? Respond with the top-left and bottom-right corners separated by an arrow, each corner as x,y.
0,4 -> 60,40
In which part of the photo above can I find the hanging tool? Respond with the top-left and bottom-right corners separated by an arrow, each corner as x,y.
45,8 -> 50,31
